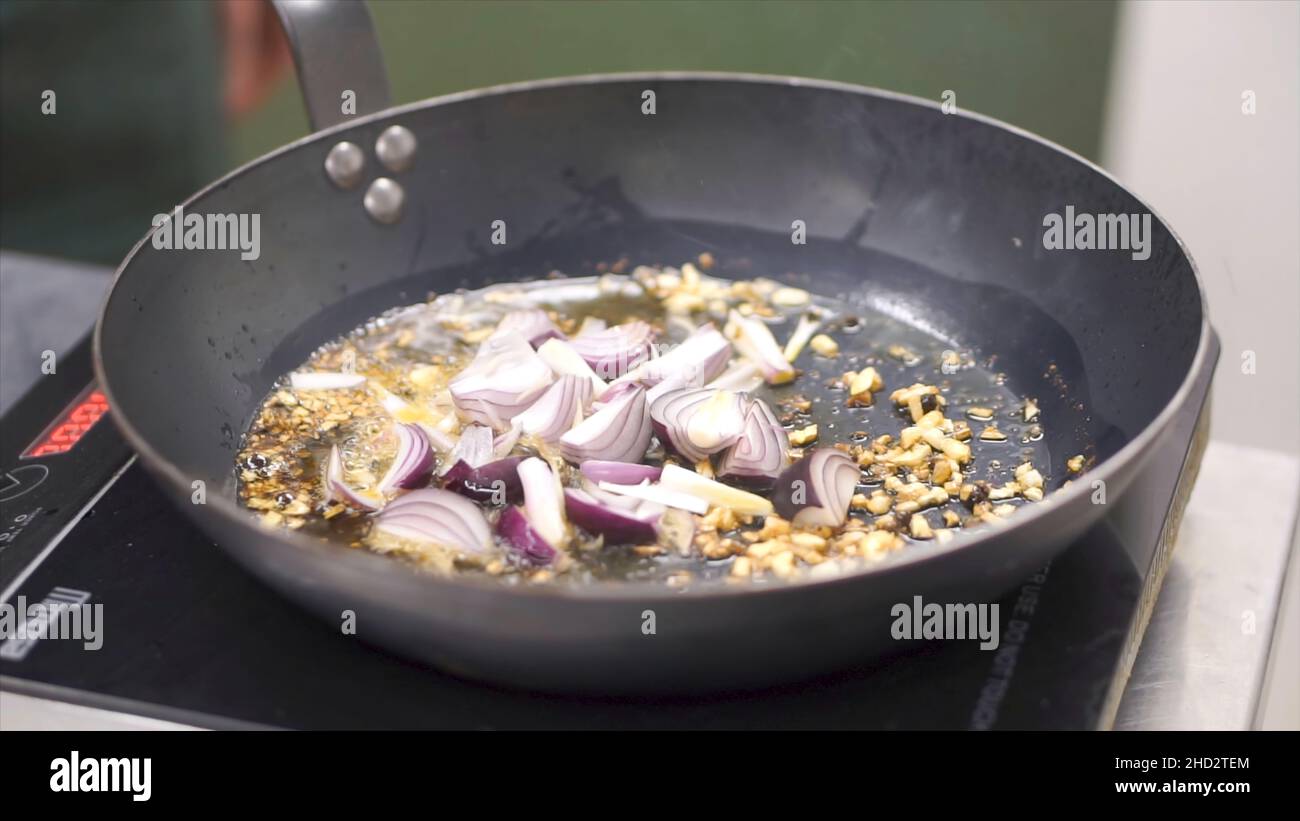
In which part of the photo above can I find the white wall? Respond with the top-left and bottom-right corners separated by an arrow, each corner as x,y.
1103,0 -> 1299,454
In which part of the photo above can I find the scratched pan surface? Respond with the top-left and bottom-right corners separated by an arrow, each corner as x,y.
96,75 -> 1213,692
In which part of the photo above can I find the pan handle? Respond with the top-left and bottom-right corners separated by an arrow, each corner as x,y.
269,0 -> 391,132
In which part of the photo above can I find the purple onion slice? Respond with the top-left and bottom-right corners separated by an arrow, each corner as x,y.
638,323 -> 732,387
496,457 -> 569,563
496,506 -> 557,564
771,448 -> 860,528
716,396 -> 790,489
644,372 -> 693,405
648,387 -> 747,462
707,361 -> 763,393
592,377 -> 642,409
436,423 -> 494,477
514,374 -> 592,443
536,338 -> 608,396
376,423 -> 435,492
558,384 -> 651,464
491,309 -> 564,348
579,460 -> 663,485
493,424 -> 521,458
441,456 -> 525,506
564,484 -> 696,553
322,445 -> 382,511
563,486 -> 663,545
595,479 -> 709,514
517,457 -> 568,548
415,422 -> 457,453
567,320 -> 654,379
373,488 -> 494,554
449,331 -> 554,429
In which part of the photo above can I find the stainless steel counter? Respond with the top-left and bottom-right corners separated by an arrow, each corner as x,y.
1116,442 -> 1299,729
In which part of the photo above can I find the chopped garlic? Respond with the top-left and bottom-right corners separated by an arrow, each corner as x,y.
810,334 -> 840,357
789,424 -> 819,446
771,286 -> 810,307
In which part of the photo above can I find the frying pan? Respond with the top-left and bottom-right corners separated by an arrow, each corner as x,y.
94,1 -> 1215,693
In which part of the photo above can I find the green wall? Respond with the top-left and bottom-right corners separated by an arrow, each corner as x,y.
232,0 -> 1118,166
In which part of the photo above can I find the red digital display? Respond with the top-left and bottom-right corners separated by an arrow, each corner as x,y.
20,384 -> 110,459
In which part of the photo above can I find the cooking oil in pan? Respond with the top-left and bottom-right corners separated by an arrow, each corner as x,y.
236,271 -> 1055,585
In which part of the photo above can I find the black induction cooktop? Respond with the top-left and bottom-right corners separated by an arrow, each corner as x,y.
0,334 -> 1215,729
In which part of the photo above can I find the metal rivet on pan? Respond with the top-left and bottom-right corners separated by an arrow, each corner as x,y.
375,125 -> 417,172
364,177 -> 405,224
324,141 -> 365,189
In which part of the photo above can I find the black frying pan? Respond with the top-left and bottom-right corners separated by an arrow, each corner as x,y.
94,1 -> 1214,693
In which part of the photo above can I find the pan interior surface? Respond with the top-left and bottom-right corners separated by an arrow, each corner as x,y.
234,248 -> 1067,584
100,77 -> 1202,517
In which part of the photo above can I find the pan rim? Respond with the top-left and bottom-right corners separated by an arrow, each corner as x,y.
93,71 -> 1214,604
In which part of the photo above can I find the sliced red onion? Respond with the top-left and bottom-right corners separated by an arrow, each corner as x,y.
567,320 -> 654,379
514,374 -> 592,442
322,444 -> 382,511
564,486 -> 663,544
707,361 -> 763,393
375,388 -> 459,452
377,387 -> 413,417
496,457 -> 569,562
290,371 -> 366,390
643,372 -> 692,405
724,310 -> 796,385
649,387 -> 746,462
437,423 -> 495,476
579,460 -> 662,485
441,456 -> 525,505
559,384 -> 651,464
638,323 -> 731,386
517,457 -> 568,548
596,479 -> 709,514
716,397 -> 790,489
493,424 -> 521,458
496,506 -> 557,564
771,448 -> 860,528
536,338 -> 608,396
449,331 -> 554,429
376,423 -> 435,492
658,463 -> 773,516
373,488 -> 494,554
492,309 -> 564,348
569,482 -> 695,553
593,377 -> 643,408
577,317 -> 607,334
415,422 -> 457,453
